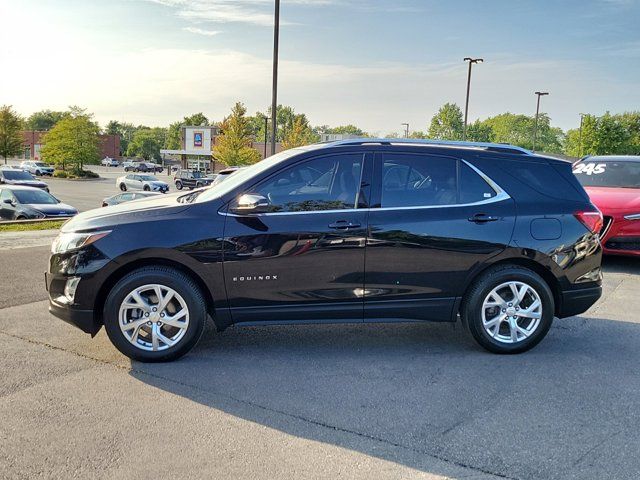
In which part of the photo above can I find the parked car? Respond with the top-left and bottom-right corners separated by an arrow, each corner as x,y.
0,167 -> 50,191
573,155 -> 640,257
19,161 -> 54,176
101,157 -> 120,167
122,161 -> 137,172
174,170 -> 213,190
0,185 -> 77,220
116,174 -> 169,193
47,139 -> 603,362
131,162 -> 163,173
102,191 -> 162,207
210,167 -> 243,187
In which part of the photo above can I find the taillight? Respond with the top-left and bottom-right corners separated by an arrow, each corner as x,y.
574,210 -> 603,234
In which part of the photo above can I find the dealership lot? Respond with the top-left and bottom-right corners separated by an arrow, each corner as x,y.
1,239 -> 640,479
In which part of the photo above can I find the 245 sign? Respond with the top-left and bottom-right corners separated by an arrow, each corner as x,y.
573,162 -> 606,175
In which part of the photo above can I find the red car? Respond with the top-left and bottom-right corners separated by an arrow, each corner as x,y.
573,156 -> 640,257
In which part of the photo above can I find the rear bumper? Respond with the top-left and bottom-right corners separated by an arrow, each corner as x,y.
558,285 -> 602,318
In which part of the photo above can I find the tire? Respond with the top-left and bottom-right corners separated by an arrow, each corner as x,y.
103,267 -> 207,362
175,181 -> 183,190
195,182 -> 203,189
461,265 -> 554,354
125,167 -> 130,172
143,185 -> 150,191
35,170 -> 41,176
16,215 -> 26,220
119,183 -> 127,191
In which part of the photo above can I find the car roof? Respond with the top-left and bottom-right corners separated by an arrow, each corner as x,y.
581,155 -> 640,162
0,185 -> 45,191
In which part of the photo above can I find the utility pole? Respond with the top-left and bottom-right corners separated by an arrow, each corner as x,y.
263,116 -> 269,159
463,57 -> 483,140
578,113 -> 585,158
270,0 -> 280,155
533,91 -> 549,152
401,123 -> 409,138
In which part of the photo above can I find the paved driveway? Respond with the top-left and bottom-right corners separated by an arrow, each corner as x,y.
1,242 -> 640,479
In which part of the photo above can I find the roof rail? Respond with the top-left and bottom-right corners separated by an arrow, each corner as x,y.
324,138 -> 532,155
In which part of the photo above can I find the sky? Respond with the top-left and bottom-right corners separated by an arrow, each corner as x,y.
1,0 -> 639,135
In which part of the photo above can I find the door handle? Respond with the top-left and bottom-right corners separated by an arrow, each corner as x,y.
468,213 -> 498,223
329,220 -> 361,230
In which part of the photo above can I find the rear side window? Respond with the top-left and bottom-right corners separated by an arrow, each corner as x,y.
501,160 -> 588,202
381,154 -> 458,207
460,162 -> 496,204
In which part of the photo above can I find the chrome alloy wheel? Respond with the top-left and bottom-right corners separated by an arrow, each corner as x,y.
481,281 -> 543,344
118,284 -> 189,352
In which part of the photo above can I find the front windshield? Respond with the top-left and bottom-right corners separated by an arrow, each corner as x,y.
14,189 -> 58,204
196,146 -> 322,202
573,160 -> 640,188
139,175 -> 157,181
2,170 -> 35,180
34,162 -> 47,167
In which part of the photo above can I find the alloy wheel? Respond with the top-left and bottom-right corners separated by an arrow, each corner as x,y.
481,281 -> 543,344
118,284 -> 190,352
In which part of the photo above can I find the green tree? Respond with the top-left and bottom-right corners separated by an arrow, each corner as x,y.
282,116 -> 317,149
565,113 -> 628,156
25,110 -> 66,131
618,111 -> 640,154
314,124 -> 368,137
465,120 -> 493,143
481,112 -> 563,153
41,115 -> 100,173
252,105 -> 310,143
0,105 -> 25,164
105,120 -> 137,155
428,103 -> 464,140
126,127 -> 166,161
213,102 -> 261,167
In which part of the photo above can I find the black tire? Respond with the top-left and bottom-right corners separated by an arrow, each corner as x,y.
35,170 -> 41,176
124,167 -> 130,172
103,267 -> 207,362
195,182 -> 203,189
175,181 -> 183,190
143,185 -> 150,191
461,265 -> 554,354
16,215 -> 26,220
119,183 -> 127,191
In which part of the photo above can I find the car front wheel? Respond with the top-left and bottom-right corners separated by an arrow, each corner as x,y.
103,267 -> 207,362
119,183 -> 127,191
175,181 -> 183,190
143,185 -> 150,191
461,265 -> 554,354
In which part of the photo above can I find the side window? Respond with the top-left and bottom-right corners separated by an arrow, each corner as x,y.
0,189 -> 14,203
381,154 -> 457,207
121,193 -> 134,201
249,154 -> 364,212
459,162 -> 496,204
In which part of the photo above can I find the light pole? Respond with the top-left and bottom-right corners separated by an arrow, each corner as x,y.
401,123 -> 409,138
270,0 -> 280,156
463,57 -> 483,140
263,116 -> 270,159
578,113 -> 586,158
533,91 -> 549,152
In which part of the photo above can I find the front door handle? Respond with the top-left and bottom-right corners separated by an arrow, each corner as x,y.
468,213 -> 498,223
329,220 -> 361,230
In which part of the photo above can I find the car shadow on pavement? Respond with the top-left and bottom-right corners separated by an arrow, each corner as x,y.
129,312 -> 640,480
602,255 -> 640,274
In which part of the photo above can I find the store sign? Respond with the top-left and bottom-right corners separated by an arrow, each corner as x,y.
194,131 -> 203,148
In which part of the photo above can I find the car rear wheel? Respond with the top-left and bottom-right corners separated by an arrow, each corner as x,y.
103,267 -> 207,362
175,181 -> 183,190
143,185 -> 150,191
119,183 -> 127,191
461,265 -> 554,354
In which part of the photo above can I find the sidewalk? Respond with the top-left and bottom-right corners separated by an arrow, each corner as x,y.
0,229 -> 59,250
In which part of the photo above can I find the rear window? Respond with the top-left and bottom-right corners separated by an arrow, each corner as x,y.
501,160 -> 588,202
573,161 -> 640,188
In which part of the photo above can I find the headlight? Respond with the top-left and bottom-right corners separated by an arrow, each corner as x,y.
624,213 -> 640,221
51,230 -> 111,254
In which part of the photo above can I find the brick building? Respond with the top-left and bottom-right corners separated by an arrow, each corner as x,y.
20,131 -> 121,161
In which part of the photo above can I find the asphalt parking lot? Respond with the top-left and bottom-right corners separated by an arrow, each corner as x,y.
2,232 -> 640,479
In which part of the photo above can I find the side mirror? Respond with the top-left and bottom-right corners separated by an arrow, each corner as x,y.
3,198 -> 13,205
231,194 -> 271,214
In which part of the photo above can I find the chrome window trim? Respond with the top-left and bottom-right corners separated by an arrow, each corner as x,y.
220,158 -> 510,217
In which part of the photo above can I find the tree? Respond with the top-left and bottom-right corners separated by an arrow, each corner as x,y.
564,113 -> 628,156
618,112 -> 640,154
183,112 -> 209,126
41,115 -> 100,173
0,105 -> 24,164
465,120 -> 492,143
314,124 -> 368,137
25,110 -> 66,131
481,112 -> 563,153
213,102 -> 261,167
126,127 -> 166,161
252,105 -> 310,143
282,116 -> 317,149
428,103 -> 464,140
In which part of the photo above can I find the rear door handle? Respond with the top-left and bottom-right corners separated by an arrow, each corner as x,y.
329,220 -> 361,230
468,213 -> 498,223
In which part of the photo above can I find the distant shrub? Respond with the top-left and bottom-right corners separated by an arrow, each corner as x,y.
53,170 -> 68,178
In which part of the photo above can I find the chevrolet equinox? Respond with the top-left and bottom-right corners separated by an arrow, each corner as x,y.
47,139 -> 603,362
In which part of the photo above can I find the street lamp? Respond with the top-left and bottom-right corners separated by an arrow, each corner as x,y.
263,116 -> 270,159
533,91 -> 549,152
463,57 -> 483,140
270,0 -> 280,156
401,123 -> 409,138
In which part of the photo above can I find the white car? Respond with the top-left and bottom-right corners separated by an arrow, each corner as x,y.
116,174 -> 169,193
101,157 -> 120,167
20,161 -> 54,176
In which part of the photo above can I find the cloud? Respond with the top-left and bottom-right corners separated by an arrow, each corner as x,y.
183,26 -> 221,36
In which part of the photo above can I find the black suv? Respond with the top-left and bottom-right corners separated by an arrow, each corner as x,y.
174,169 -> 213,190
47,139 -> 603,362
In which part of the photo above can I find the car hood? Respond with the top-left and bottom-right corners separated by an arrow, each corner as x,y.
584,186 -> 640,213
62,192 -> 189,232
147,181 -> 168,186
5,180 -> 47,188
29,203 -> 77,215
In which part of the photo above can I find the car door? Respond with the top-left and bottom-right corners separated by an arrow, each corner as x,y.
0,189 -> 17,219
364,151 -> 516,322
130,175 -> 143,190
222,152 -> 372,323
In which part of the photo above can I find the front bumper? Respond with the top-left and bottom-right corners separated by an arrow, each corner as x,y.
558,285 -> 602,318
49,298 -> 101,336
